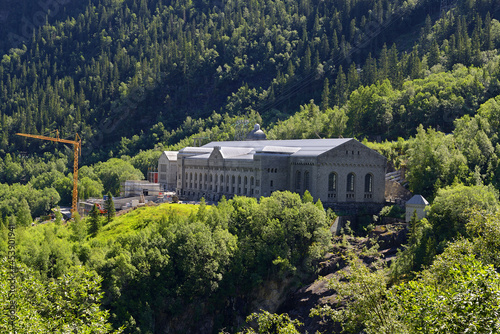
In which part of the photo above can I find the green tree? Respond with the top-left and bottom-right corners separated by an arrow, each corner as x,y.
238,310 -> 302,334
428,183 -> 499,243
70,212 -> 86,242
104,192 -> 116,224
406,126 -> 468,199
388,252 -> 500,334
0,262 -> 121,333
87,204 -> 102,236
94,158 -> 144,196
16,198 -> 32,227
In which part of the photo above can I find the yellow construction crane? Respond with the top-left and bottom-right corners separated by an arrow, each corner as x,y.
16,131 -> 81,215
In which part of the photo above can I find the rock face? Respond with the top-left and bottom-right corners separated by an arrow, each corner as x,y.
277,227 -> 408,333
277,252 -> 345,334
159,225 -> 408,334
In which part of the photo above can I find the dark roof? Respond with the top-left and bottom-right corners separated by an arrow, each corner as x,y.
406,195 -> 429,205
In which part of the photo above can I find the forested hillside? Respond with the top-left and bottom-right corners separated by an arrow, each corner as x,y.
3,0 -> 500,333
0,0 -> 459,163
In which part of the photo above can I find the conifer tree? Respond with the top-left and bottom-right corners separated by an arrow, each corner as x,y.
17,198 -> 32,227
320,78 -> 330,111
104,191 -> 115,224
87,204 -> 102,236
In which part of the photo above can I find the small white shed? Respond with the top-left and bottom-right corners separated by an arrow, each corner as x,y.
405,195 -> 429,222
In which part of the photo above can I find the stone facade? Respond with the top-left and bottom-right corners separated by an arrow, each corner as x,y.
158,151 -> 178,191
161,138 -> 387,212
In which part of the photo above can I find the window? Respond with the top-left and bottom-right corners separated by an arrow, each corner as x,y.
347,173 -> 355,192
328,173 -> 337,191
304,171 -> 310,190
250,177 -> 254,186
365,174 -> 373,193
160,165 -> 167,172
270,180 -> 274,187
295,171 -> 301,190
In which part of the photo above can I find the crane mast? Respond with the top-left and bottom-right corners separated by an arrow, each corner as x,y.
16,131 -> 81,215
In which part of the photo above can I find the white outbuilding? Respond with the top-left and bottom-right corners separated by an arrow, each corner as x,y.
405,194 -> 429,222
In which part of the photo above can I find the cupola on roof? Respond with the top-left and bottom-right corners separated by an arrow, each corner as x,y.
245,124 -> 267,140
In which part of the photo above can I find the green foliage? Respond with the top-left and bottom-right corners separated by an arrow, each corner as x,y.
268,101 -> 348,140
238,310 -> 302,334
311,252 -> 391,333
54,207 -> 63,225
87,204 -> 103,237
104,192 -> 116,224
378,205 -> 405,219
94,158 -> 144,195
407,125 -> 468,199
16,198 -> 32,227
428,183 -> 499,243
388,253 -> 500,334
465,210 -> 500,269
0,262 -> 121,333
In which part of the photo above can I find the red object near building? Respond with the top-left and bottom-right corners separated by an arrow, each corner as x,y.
148,171 -> 158,183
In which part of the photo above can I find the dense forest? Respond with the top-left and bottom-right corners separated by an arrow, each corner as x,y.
2,0 -> 497,162
2,0 -> 500,332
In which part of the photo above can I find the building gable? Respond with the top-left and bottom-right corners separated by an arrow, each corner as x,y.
318,139 -> 387,166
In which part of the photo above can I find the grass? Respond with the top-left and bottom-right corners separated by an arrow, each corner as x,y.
94,203 -> 200,242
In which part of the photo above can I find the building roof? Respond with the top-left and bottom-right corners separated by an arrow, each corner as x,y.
202,138 -> 353,157
219,147 -> 254,158
406,195 -> 429,206
161,151 -> 178,161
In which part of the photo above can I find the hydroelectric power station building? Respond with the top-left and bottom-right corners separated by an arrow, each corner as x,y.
158,125 -> 387,212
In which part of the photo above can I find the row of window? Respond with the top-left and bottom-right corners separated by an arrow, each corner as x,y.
184,172 -> 260,191
328,172 -> 373,193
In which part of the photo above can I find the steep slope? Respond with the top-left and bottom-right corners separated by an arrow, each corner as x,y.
0,0 -> 436,163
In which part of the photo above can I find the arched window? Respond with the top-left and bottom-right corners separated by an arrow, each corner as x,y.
347,173 -> 355,192
295,171 -> 301,190
214,174 -> 218,185
220,175 -> 224,184
304,171 -> 310,190
250,177 -> 254,186
328,173 -> 337,191
365,174 -> 373,193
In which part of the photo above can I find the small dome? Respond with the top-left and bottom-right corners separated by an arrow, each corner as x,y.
246,124 -> 267,140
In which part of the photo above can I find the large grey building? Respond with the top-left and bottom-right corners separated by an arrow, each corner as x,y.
158,132 -> 387,212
